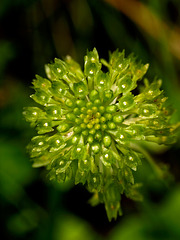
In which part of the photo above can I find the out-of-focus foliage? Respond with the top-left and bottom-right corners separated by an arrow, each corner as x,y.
0,0 -> 180,239
108,186 -> 180,240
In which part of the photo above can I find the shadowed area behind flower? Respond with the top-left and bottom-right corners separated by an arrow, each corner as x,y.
0,0 -> 180,239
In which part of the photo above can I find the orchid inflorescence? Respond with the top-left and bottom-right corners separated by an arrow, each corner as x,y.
23,48 -> 178,221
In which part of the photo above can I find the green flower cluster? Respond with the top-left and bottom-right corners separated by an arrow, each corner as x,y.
23,48 -> 178,221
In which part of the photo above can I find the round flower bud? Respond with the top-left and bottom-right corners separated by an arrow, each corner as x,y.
106,105 -> 117,113
89,128 -> 96,135
86,102 -> 93,109
104,113 -> 112,121
72,135 -> 79,144
89,90 -> 99,101
87,135 -> 94,144
108,121 -> 116,130
104,90 -> 113,100
103,135 -> 112,147
76,99 -> 86,107
91,143 -> 100,154
57,123 -> 71,132
73,126 -> 82,133
99,106 -> 105,114
65,99 -> 75,108
75,118 -> 82,125
94,99 -> 101,106
66,113 -> 76,121
113,114 -> 123,123
95,131 -> 102,141
73,108 -> 81,115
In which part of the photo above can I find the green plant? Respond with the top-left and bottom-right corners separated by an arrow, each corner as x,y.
23,48 -> 179,221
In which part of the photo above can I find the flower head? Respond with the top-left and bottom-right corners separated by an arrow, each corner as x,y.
23,48 -> 179,221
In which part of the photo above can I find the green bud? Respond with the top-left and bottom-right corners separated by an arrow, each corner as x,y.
118,93 -> 134,111
73,126 -> 82,133
106,105 -> 117,113
119,75 -> 133,93
87,109 -> 93,115
108,121 -> 116,130
94,99 -> 101,106
139,104 -> 157,117
33,75 -> 51,90
95,112 -> 101,118
84,48 -> 101,77
82,130 -> 89,136
57,123 -> 71,132
73,108 -> 81,115
88,173 -> 102,192
104,113 -> 112,121
87,135 -> 94,144
73,82 -> 88,98
31,135 -> 49,152
86,102 -> 93,108
80,123 -> 87,129
81,107 -> 87,113
94,123 -> 101,130
51,81 -> 67,97
100,116 -> 106,123
99,106 -> 105,114
75,118 -> 82,125
23,107 -> 46,122
101,123 -> 107,131
30,89 -> 51,105
95,71 -> 108,90
92,106 -> 98,113
113,114 -> 123,123
89,128 -> 96,135
104,90 -> 113,100
103,135 -> 112,147
72,135 -> 79,144
91,143 -> 100,154
76,99 -> 86,107
94,131 -> 102,141
36,119 -> 54,134
65,98 -> 75,108
87,123 -> 93,129
89,90 -> 99,101
66,113 -> 76,121
79,157 -> 91,171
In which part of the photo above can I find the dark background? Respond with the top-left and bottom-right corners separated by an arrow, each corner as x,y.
0,0 -> 180,239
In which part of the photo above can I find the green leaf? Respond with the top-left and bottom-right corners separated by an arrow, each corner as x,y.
87,173 -> 102,192
103,182 -> 122,221
32,75 -> 51,90
124,150 -> 142,171
36,119 -> 54,134
73,81 -> 88,98
84,48 -> 101,78
117,93 -> 135,111
65,55 -> 84,80
23,107 -> 46,123
30,89 -> 52,106
95,70 -> 109,91
45,105 -> 62,120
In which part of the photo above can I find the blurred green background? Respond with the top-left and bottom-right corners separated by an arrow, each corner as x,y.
0,0 -> 180,239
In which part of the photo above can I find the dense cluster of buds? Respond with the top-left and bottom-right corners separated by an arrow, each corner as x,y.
23,49 -> 178,220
